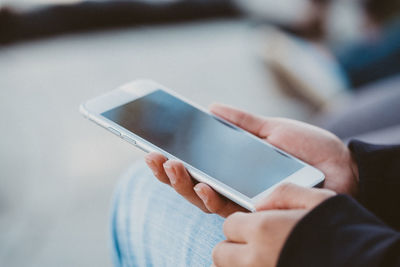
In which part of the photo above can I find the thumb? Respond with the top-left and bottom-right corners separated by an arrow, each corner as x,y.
209,103 -> 272,138
255,183 -> 336,211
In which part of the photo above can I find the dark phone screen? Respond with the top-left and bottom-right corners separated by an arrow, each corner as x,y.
102,90 -> 303,198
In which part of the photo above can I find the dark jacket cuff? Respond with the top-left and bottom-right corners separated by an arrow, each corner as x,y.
349,140 -> 400,229
277,194 -> 400,267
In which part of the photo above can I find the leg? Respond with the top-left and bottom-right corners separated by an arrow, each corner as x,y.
110,161 -> 225,267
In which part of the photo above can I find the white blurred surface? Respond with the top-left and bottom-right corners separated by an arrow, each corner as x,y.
233,0 -> 311,25
2,0 -> 180,10
0,20 -> 309,267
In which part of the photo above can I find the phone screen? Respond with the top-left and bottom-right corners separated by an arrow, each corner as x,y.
102,90 -> 304,198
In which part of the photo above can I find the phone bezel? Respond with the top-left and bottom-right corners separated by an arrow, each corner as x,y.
80,80 -> 325,211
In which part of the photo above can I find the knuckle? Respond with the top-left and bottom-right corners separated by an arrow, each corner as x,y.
242,251 -> 256,267
223,212 -> 249,236
229,211 -> 246,220
155,174 -> 168,184
270,183 -> 293,206
207,200 -> 225,215
212,243 -> 223,263
222,220 -> 230,234
151,170 -> 167,181
223,212 -> 242,228
254,215 -> 271,233
171,181 -> 197,201
276,182 -> 292,195
222,218 -> 231,234
236,112 -> 247,125
253,220 -> 265,233
173,184 -> 191,196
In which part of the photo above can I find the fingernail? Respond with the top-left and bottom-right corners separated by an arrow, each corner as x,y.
145,157 -> 154,167
145,158 -> 156,170
163,160 -> 171,169
163,162 -> 177,184
194,185 -> 208,203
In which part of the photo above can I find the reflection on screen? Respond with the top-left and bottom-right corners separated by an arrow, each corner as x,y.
102,90 -> 303,198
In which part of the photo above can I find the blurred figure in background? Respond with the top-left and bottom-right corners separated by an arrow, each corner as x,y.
318,0 -> 400,143
239,0 -> 400,143
336,0 -> 400,88
240,0 -> 400,89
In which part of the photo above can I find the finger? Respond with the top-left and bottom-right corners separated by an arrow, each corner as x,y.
212,241 -> 248,267
145,152 -> 169,184
163,160 -> 209,212
209,103 -> 273,138
223,212 -> 254,242
194,183 -> 247,218
255,183 -> 336,211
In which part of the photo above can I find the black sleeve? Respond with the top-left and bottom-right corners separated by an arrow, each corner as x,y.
277,195 -> 400,267
349,140 -> 400,230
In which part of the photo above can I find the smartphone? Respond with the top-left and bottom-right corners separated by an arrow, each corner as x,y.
80,80 -> 324,211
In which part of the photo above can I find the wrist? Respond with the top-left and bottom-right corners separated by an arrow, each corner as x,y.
349,151 -> 359,183
347,147 -> 360,197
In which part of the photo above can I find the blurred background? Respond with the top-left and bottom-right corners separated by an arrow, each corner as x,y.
1,0 -> 400,266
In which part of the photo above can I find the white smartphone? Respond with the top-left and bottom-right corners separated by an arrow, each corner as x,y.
80,80 -> 324,211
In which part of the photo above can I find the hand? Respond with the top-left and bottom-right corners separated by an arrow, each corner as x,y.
145,103 -> 358,217
212,183 -> 336,267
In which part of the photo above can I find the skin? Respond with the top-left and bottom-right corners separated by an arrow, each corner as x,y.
211,183 -> 336,267
145,103 -> 359,217
144,103 -> 359,266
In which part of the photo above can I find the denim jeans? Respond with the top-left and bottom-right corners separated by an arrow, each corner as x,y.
111,161 -> 225,267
